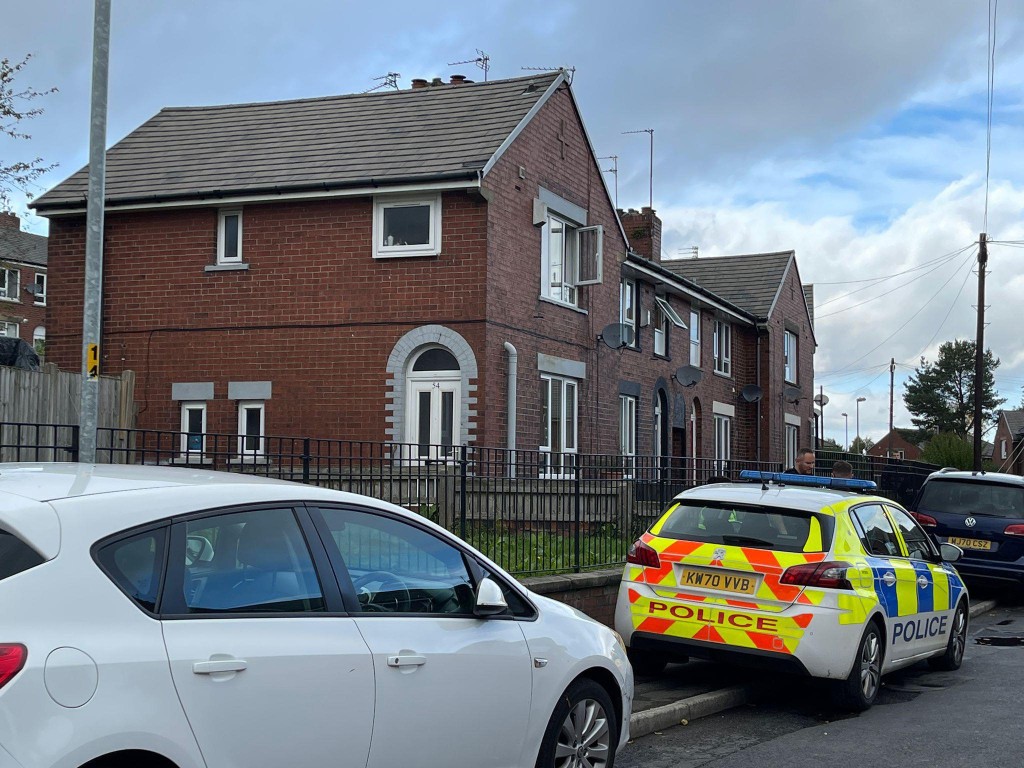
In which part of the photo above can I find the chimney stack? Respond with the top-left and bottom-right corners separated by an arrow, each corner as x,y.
411,78 -> 429,89
0,212 -> 20,230
617,207 -> 663,262
449,74 -> 467,85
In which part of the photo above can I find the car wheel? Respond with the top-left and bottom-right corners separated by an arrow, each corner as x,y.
833,622 -> 883,712
536,678 -> 617,768
626,647 -> 668,677
928,600 -> 968,671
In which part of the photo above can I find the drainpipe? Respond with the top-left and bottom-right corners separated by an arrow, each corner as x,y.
755,324 -> 765,463
503,341 -> 518,478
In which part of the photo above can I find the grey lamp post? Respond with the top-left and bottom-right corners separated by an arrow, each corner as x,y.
842,413 -> 849,450
856,397 -> 867,450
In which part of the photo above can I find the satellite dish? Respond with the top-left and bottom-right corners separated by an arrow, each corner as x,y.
673,365 -> 703,388
813,393 -> 830,407
784,386 -> 802,404
598,323 -> 635,349
741,384 -> 763,403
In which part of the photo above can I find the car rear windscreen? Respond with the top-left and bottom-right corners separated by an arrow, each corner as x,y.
0,529 -> 45,581
656,501 -> 833,553
919,480 -> 1024,520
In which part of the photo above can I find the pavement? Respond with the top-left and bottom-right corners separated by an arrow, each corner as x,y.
627,597 -> 1000,740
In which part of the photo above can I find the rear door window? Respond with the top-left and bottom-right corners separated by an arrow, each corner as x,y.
0,529 -> 45,581
654,501 -> 831,553
852,504 -> 902,557
887,505 -> 938,561
96,528 -> 167,612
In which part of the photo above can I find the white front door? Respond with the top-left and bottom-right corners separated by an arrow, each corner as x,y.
407,378 -> 460,460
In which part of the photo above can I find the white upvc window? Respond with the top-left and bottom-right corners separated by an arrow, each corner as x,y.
540,212 -> 602,306
0,267 -> 19,302
373,194 -> 442,258
689,310 -> 701,366
785,424 -> 799,469
1001,439 -> 1008,460
180,401 -> 208,455
619,395 -> 637,477
714,414 -> 732,472
33,273 -> 46,306
237,400 -> 265,457
32,326 -> 45,356
620,279 -> 637,347
713,320 -> 731,376
0,321 -> 17,338
784,330 -> 798,384
541,374 -> 578,477
653,305 -> 667,356
217,209 -> 243,264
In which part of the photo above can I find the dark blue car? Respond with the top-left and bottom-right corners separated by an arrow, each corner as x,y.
911,470 -> 1024,588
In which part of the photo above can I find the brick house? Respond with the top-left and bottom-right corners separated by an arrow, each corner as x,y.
993,410 -> 1024,475
34,71 -> 814,469
867,429 -> 924,461
0,212 -> 48,355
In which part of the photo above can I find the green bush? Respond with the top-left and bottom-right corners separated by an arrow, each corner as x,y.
921,432 -> 974,470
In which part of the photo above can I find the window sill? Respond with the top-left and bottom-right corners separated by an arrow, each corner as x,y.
538,296 -> 588,315
0,297 -> 21,304
653,353 -> 671,361
205,263 -> 250,272
373,249 -> 441,260
713,370 -> 732,379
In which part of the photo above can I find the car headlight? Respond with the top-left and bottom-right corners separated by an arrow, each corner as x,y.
610,629 -> 626,653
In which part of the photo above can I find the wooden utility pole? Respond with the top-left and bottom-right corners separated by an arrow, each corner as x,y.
887,358 -> 895,457
973,233 -> 988,471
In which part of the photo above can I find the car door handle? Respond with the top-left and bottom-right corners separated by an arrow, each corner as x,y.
193,659 -> 248,675
387,654 -> 427,668
917,576 -> 930,588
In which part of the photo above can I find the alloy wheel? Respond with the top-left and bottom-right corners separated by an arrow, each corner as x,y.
951,606 -> 967,666
554,697 -> 612,768
859,630 -> 882,701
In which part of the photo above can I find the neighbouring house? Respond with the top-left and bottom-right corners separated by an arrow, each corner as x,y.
867,428 -> 925,461
993,409 -> 1024,475
33,70 -> 814,469
0,212 -> 48,356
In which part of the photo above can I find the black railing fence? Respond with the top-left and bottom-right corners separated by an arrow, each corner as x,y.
0,422 -> 938,576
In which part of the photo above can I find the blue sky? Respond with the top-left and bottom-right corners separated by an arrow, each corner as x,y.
3,0 -> 1023,449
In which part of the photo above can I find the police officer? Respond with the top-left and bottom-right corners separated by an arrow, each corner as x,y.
784,447 -> 815,476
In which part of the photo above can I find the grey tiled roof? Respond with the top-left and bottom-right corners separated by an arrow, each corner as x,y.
660,251 -> 794,319
1003,409 -> 1024,438
0,227 -> 47,267
34,72 -> 562,211
803,284 -> 814,328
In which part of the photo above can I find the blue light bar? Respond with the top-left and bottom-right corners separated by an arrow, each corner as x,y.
738,470 -> 877,492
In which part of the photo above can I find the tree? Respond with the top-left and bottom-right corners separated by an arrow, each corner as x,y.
903,340 -> 1005,439
820,437 -> 844,452
849,436 -> 874,455
920,432 -> 974,470
1,54 -> 57,211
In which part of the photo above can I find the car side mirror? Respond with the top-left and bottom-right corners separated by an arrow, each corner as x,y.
939,542 -> 963,563
473,577 -> 508,618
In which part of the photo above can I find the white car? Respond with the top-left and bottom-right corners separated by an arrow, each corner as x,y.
0,463 -> 631,768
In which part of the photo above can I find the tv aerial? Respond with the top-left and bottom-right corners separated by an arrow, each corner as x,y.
449,49 -> 491,81
364,72 -> 401,93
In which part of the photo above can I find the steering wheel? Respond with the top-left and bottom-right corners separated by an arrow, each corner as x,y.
352,571 -> 412,612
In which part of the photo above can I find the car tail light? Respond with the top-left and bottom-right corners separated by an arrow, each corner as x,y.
1004,525 -> 1024,537
911,511 -> 937,528
626,539 -> 661,568
780,561 -> 854,590
0,645 -> 26,690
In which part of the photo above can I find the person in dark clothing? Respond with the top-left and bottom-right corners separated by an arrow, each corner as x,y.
832,460 -> 854,479
784,447 -> 815,476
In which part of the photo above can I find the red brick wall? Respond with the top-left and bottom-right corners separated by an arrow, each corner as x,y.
867,430 -> 922,460
46,193 -> 489,441
992,416 -> 1022,474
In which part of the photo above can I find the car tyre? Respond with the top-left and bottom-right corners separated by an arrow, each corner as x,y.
536,678 -> 617,768
928,600 -> 968,671
626,647 -> 668,677
833,622 -> 883,712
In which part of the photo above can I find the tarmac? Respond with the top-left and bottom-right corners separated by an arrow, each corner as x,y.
627,598 -> 1000,740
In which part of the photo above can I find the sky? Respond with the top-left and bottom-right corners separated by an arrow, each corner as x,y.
3,0 -> 1024,451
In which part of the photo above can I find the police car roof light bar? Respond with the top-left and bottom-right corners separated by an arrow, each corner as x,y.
738,470 -> 877,492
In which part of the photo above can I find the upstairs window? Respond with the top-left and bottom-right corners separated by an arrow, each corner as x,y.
33,273 -> 46,306
653,296 -> 685,357
620,279 -> 637,347
784,330 -> 798,384
540,212 -> 602,307
713,320 -> 732,376
689,310 -> 701,366
217,210 -> 243,264
0,322 -> 17,338
0,268 -> 19,302
374,195 -> 442,258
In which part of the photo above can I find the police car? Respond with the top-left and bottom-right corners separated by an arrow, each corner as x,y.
615,472 -> 970,710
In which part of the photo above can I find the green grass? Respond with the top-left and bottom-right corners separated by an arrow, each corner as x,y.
460,524 -> 630,577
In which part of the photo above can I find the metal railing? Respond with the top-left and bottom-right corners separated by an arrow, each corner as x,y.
2,422 -> 939,574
